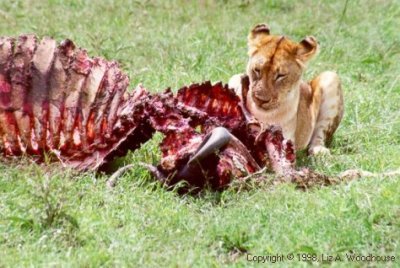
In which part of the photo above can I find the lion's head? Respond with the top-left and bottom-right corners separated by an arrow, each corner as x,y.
246,23 -> 319,110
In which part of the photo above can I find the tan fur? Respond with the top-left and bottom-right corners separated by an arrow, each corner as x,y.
229,24 -> 344,154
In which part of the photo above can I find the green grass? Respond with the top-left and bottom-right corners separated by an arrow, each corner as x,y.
0,0 -> 399,267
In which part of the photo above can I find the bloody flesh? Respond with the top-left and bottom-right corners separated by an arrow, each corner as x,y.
0,34 -> 325,189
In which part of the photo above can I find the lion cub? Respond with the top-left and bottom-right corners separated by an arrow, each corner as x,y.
229,24 -> 344,155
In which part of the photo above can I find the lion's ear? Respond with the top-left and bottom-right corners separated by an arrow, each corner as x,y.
297,36 -> 319,62
248,23 -> 270,45
250,23 -> 270,36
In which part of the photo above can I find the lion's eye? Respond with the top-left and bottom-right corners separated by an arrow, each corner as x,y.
275,73 -> 287,81
253,68 -> 261,79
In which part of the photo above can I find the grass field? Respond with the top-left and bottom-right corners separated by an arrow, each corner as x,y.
0,0 -> 399,267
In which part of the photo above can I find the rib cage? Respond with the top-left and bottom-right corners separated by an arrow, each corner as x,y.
0,35 -> 150,170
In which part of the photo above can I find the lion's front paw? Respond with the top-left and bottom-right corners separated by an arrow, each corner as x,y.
308,145 -> 331,156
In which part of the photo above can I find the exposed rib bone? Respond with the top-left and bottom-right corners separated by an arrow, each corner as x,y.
30,37 -> 57,150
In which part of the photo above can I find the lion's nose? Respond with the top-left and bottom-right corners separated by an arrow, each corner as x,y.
254,94 -> 272,104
